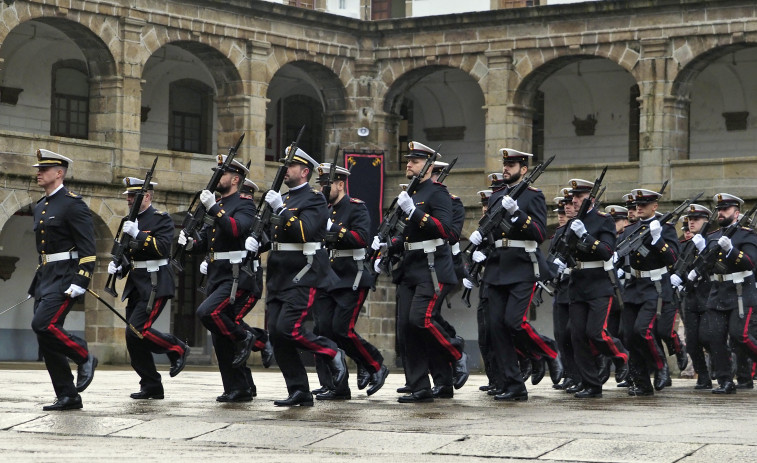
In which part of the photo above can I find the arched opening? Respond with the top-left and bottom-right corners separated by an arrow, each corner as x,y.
384,66 -> 486,170
516,56 -> 639,165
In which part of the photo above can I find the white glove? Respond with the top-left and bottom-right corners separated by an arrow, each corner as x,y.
199,260 -> 208,275
326,218 -> 333,231
178,230 -> 188,246
687,269 -> 699,282
200,189 -> 216,209
107,261 -> 122,275
397,191 -> 416,216
472,250 -> 487,263
718,236 -> 733,254
64,284 -> 85,298
374,258 -> 382,273
670,274 -> 683,288
502,195 -> 519,214
692,234 -> 706,252
371,236 -> 386,251
612,252 -> 619,264
265,190 -> 283,211
122,219 -> 139,239
469,230 -> 483,246
554,257 -> 567,274
649,220 -> 662,244
463,278 -> 474,289
617,268 -> 625,279
245,236 -> 259,253
570,219 -> 587,239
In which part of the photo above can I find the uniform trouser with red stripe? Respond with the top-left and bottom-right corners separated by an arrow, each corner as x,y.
682,307 -> 709,380
235,294 -> 268,352
196,280 -> 248,341
728,304 -> 757,362
621,299 -> 669,386
656,300 -> 684,356
569,296 -> 629,388
313,288 -> 384,382
430,306 -> 463,388
125,295 -> 186,393
488,282 -> 559,392
397,281 -> 459,392
31,293 -> 90,398
553,299 -> 578,382
267,286 -> 339,395
701,309 -> 735,382
216,293 -> 263,394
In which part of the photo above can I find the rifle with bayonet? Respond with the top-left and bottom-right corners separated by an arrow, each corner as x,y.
366,146 -> 441,283
615,191 -> 704,260
171,133 -> 245,271
461,155 -> 555,308
241,126 -> 305,275
321,144 -> 341,205
435,157 -> 458,184
686,202 -> 757,288
104,156 -> 158,297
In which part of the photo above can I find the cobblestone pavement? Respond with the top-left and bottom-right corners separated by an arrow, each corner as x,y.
1,363 -> 756,462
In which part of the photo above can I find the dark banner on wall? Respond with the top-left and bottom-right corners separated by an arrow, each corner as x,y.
344,151 -> 384,237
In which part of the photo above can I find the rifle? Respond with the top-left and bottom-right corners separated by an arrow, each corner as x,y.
171,133 -> 245,271
547,166 -> 607,269
321,144 -> 341,205
87,289 -> 143,339
435,157 -> 458,184
104,157 -> 159,297
366,145 -> 441,278
241,126 -> 305,275
615,191 -> 704,260
687,203 -> 757,287
461,155 -> 555,307
673,212 -> 718,285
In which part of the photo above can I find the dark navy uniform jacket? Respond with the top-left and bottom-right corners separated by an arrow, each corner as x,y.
676,238 -> 712,313
326,194 -> 372,290
192,192 -> 256,295
266,184 -> 338,293
389,179 -> 457,286
482,183 -> 549,286
448,192 -> 466,281
617,217 -> 679,303
29,186 -> 96,298
568,208 -> 616,302
121,205 -> 175,301
705,225 -> 757,311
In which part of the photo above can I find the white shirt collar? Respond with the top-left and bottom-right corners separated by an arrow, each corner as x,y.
48,184 -> 65,197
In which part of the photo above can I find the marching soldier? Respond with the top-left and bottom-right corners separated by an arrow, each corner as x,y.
670,204 -> 713,389
245,148 -> 348,407
311,163 -> 389,400
617,188 -> 679,396
468,148 -> 562,401
372,141 -> 464,403
689,194 -> 757,394
108,177 -> 189,400
177,156 -> 258,402
29,149 -> 97,411
604,205 -> 630,343
555,179 -> 629,398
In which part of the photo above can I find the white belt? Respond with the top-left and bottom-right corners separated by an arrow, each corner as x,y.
451,243 -> 461,255
630,266 -> 668,281
710,271 -> 753,284
211,250 -> 248,264
331,248 -> 366,260
132,259 -> 169,272
404,238 -> 444,253
575,259 -> 614,271
40,251 -> 78,264
272,242 -> 322,255
494,239 -> 538,253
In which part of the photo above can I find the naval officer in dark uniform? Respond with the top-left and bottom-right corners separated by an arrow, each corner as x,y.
29,149 -> 97,411
108,177 -> 189,399
245,148 -> 347,407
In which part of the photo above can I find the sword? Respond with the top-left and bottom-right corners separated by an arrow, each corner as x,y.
0,295 -> 32,317
86,289 -> 144,339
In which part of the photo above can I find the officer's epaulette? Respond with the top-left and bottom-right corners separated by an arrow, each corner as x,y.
596,210 -> 608,216
239,195 -> 253,201
450,194 -> 460,200
349,197 -> 364,204
154,209 -> 169,216
741,226 -> 753,231
527,186 -> 541,192
66,191 -> 82,199
492,185 -> 507,193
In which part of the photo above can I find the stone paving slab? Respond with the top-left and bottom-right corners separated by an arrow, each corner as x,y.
0,413 -> 44,430
112,417 -> 229,439
194,423 -> 342,448
12,414 -> 143,436
540,438 -> 704,463
309,429 -> 465,454
679,443 -> 757,462
434,435 -> 572,458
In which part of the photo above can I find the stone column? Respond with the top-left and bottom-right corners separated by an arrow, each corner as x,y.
484,50 -> 520,173
240,39 -> 272,184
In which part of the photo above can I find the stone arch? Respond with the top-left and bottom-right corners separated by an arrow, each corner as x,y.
267,49 -> 352,108
671,42 -> 755,100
